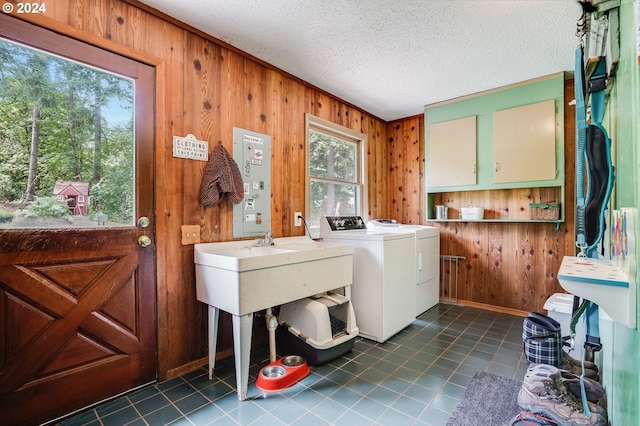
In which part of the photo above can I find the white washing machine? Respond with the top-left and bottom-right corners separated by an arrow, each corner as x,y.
367,220 -> 440,316
319,216 -> 416,343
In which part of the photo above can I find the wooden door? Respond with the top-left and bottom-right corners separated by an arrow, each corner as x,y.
0,16 -> 156,426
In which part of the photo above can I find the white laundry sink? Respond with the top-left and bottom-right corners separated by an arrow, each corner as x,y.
195,236 -> 354,315
195,245 -> 296,271
194,236 -> 354,400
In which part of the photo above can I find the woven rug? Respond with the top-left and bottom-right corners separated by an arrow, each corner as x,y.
446,371 -> 523,426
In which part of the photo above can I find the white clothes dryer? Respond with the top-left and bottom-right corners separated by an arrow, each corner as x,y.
319,216 -> 416,343
367,220 -> 440,316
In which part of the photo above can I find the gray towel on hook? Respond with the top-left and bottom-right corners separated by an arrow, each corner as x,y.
200,143 -> 244,206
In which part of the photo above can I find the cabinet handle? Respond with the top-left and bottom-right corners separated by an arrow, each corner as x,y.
473,164 -> 476,175
495,162 -> 500,172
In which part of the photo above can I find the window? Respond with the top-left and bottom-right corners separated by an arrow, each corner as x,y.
305,114 -> 367,235
0,34 -> 135,229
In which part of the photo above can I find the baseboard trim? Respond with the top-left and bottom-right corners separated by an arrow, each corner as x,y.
448,299 -> 529,318
165,348 -> 234,380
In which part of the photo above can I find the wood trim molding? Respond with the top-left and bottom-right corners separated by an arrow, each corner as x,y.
164,348 -> 233,380
2,10 -> 162,67
165,357 -> 208,380
453,300 -> 529,318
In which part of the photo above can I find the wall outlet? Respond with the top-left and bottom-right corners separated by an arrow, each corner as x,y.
294,212 -> 302,227
181,225 -> 201,245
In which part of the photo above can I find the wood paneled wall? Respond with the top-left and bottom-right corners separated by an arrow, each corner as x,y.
387,117 -> 425,224
13,0 -> 575,380
386,79 -> 576,313
12,0 -> 388,380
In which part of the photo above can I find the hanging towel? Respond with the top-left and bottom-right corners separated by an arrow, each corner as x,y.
200,143 -> 244,206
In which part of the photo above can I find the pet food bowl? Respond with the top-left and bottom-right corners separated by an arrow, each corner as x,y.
255,356 -> 310,392
261,365 -> 286,378
281,355 -> 305,367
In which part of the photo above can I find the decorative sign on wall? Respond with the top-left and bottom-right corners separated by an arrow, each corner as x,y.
172,134 -> 209,161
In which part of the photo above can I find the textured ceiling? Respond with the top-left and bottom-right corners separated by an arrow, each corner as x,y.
137,0 -> 583,121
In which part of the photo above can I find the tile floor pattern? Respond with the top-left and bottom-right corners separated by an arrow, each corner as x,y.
54,303 -> 529,426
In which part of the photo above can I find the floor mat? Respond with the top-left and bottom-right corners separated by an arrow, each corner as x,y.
446,371 -> 523,426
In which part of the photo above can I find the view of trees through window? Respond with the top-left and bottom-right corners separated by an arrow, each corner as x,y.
0,38 -> 134,228
308,128 -> 361,230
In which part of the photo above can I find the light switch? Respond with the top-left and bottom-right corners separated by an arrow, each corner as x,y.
181,225 -> 201,245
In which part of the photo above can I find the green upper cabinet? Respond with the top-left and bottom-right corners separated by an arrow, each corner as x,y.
425,73 -> 565,193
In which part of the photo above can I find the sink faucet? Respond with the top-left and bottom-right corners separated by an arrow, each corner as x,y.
257,231 -> 274,247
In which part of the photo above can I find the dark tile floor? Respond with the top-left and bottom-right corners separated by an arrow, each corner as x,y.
54,303 -> 528,426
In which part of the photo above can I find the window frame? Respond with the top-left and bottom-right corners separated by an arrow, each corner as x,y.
304,113 -> 368,236
0,14 -> 150,229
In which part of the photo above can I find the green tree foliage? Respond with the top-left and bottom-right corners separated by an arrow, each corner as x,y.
0,39 -> 134,223
22,196 -> 72,221
308,130 -> 359,225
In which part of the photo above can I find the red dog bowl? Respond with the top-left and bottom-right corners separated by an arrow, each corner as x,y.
255,355 -> 310,392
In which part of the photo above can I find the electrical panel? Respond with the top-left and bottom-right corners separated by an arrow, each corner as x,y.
232,127 -> 271,238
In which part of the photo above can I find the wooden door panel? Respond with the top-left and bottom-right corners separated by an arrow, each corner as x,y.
2,355 -> 141,425
0,230 -> 155,425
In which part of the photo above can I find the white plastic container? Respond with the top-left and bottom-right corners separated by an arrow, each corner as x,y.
544,293 -> 585,358
460,206 -> 484,220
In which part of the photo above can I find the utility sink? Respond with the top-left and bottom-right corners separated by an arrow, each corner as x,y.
195,236 -> 354,315
197,245 -> 296,271
194,236 -> 354,400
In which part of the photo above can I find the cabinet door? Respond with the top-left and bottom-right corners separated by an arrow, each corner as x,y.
493,100 -> 556,183
428,116 -> 477,188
